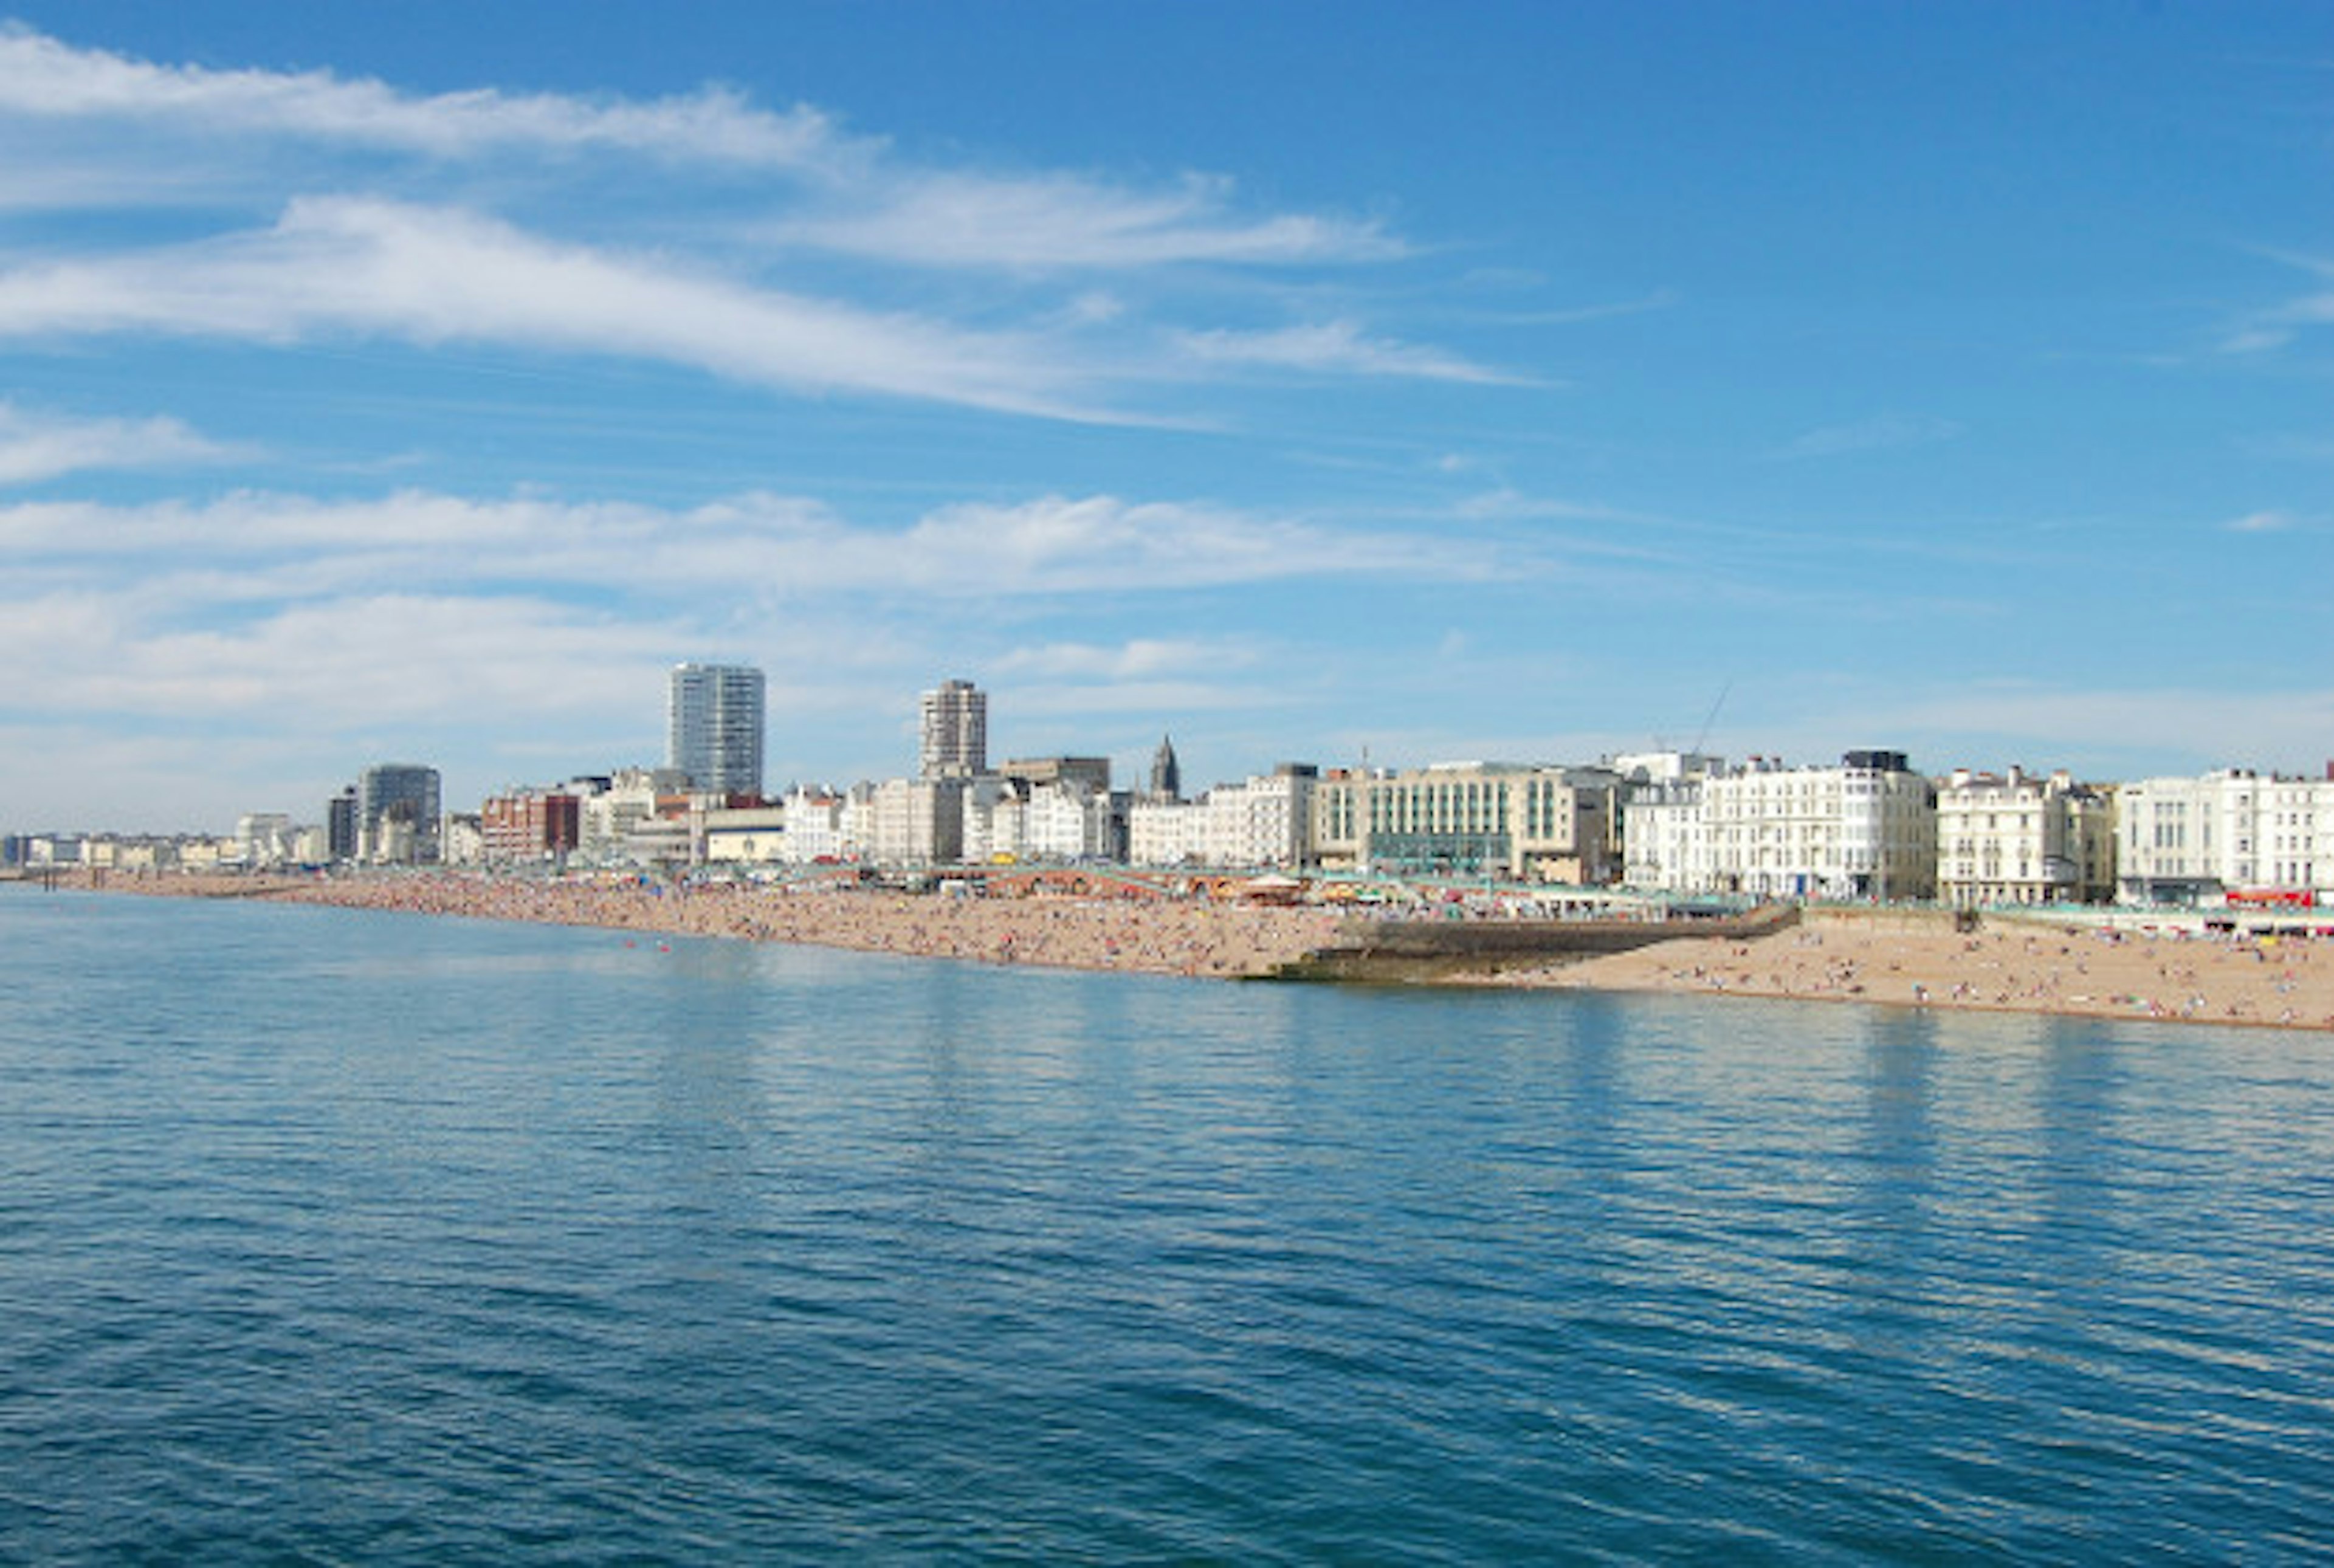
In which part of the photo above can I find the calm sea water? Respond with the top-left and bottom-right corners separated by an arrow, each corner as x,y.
2,888 -> 2331,1563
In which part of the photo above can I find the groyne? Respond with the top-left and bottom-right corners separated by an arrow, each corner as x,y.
1272,905 -> 1799,983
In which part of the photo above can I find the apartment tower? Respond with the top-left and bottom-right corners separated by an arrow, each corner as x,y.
668,663 -> 766,797
918,678 -> 988,780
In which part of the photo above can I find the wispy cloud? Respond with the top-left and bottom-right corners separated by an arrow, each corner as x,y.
1449,488 -> 1634,523
0,588 -> 682,727
0,24 -> 1509,415
0,483 -> 1501,798
0,23 -> 1400,283
2222,508 -> 2324,535
0,486 -> 1492,605
1479,289 -> 1680,328
1772,413 -> 1963,461
993,637 -> 1259,683
1175,320 -> 1522,383
0,22 -> 841,166
0,402 -> 238,485
775,172 -> 1400,270
2220,249 -> 2334,354
0,198 -> 1117,419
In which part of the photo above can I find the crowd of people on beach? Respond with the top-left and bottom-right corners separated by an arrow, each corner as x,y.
49,867 -> 2334,1030
1527,917 -> 2333,1032
94,870 -> 1349,980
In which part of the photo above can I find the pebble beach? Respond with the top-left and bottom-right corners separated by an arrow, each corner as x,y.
46,872 -> 2334,1030
1511,910 -> 2334,1032
63,871 -> 1348,980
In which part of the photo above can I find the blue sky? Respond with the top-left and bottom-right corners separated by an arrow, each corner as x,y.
2,2 -> 2328,831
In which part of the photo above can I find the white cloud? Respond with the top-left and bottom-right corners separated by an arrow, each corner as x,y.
0,197 -> 1117,419
2221,250 -> 2334,355
2224,509 -> 2297,534
992,638 -> 1257,682
0,486 -> 1492,611
0,27 -> 1500,411
1175,320 -> 1520,383
0,26 -> 1405,283
776,171 -> 1400,270
0,23 -> 841,167
1772,413 -> 1963,461
892,493 -> 1478,591
0,402 -> 237,485
979,638 -> 1286,729
1450,488 -> 1632,523
0,481 -> 1518,814
1503,290 -> 1679,326
0,588 -> 676,723
1004,678 -> 1284,721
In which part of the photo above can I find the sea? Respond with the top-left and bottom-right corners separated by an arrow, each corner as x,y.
3,887 -> 2331,1564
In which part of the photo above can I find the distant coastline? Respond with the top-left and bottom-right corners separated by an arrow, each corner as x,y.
41,869 -> 1346,981
30,869 -> 2334,1032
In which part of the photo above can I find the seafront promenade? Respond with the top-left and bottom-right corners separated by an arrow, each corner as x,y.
40,871 -> 2334,1030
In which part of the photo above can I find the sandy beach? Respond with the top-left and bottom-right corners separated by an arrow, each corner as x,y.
1505,908 -> 2334,1032
43,872 -> 2334,1030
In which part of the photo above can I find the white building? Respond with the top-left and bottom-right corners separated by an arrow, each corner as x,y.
1607,750 -> 1724,786
577,768 -> 686,864
1124,768 -> 1316,869
440,814 -> 484,868
776,788 -> 854,864
1614,752 -> 1724,892
21,835 -> 81,867
1202,768 -> 1316,868
233,813 -> 297,868
2118,768 -> 2334,906
2261,772 -> 2334,899
1694,751 -> 1936,901
1621,779 -> 1714,892
1127,796 -> 1210,867
867,777 -> 965,865
962,776 -> 1116,864
1936,767 -> 2114,908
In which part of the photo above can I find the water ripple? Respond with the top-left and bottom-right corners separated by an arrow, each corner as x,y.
2,890 -> 2332,1561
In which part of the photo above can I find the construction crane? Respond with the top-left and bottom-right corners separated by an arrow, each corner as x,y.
1691,682 -> 1731,757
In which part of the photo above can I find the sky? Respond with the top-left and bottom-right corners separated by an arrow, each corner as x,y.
1,2 -> 2329,832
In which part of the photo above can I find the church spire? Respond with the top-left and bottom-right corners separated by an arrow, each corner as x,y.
1149,734 -> 1181,802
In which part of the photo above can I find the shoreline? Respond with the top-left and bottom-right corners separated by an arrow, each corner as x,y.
29,872 -> 2334,1031
1494,907 -> 2334,1033
40,870 -> 1348,981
